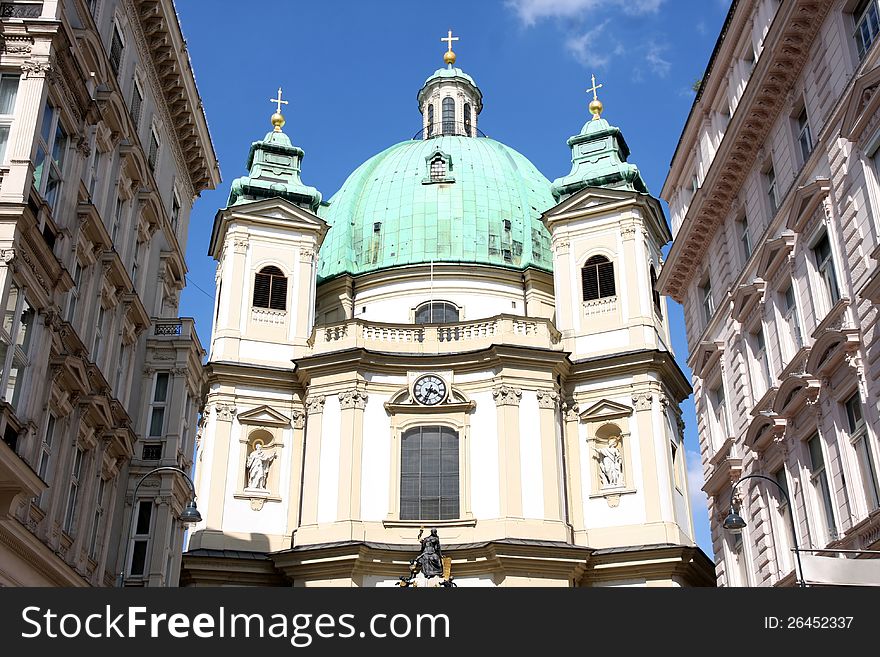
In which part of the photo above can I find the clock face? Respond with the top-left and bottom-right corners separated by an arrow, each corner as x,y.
413,375 -> 447,406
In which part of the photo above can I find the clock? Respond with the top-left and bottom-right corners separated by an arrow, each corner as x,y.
413,374 -> 447,406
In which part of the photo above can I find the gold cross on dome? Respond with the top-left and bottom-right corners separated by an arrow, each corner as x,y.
587,74 -> 603,102
441,29 -> 459,52
269,87 -> 288,115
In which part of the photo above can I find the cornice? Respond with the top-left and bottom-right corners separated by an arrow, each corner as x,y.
660,0 -> 832,302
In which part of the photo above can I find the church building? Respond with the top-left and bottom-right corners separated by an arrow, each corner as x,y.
182,36 -> 714,587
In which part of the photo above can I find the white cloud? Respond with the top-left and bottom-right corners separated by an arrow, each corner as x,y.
645,40 -> 671,77
565,20 -> 611,68
507,0 -> 666,25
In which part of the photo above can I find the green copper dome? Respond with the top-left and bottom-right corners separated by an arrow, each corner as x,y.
317,136 -> 555,281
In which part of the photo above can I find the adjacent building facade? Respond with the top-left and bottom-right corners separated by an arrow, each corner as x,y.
659,0 -> 880,586
0,0 -> 218,586
183,44 -> 714,587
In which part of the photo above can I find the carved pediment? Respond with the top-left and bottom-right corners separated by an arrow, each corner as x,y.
842,64 -> 880,142
756,231 -> 796,280
731,279 -> 766,323
579,399 -> 633,422
236,405 -> 291,427
785,178 -> 830,233
690,340 -> 724,379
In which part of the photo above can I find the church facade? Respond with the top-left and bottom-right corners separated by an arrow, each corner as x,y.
183,43 -> 714,587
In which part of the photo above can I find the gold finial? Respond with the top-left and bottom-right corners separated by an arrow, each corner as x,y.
441,29 -> 459,66
269,87 -> 289,132
587,73 -> 604,120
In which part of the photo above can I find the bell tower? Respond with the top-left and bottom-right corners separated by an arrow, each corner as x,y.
208,90 -> 327,367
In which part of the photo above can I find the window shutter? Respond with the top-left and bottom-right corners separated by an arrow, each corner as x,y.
598,260 -> 616,297
253,272 -> 270,308
269,275 -> 287,310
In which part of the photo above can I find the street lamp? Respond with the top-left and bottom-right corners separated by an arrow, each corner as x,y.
117,466 -> 201,587
722,473 -> 805,587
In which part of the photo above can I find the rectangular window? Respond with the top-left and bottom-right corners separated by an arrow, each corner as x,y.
0,73 -> 19,162
36,414 -> 56,507
773,467 -> 795,574
130,241 -> 141,290
111,196 -> 124,243
130,80 -> 143,128
88,477 -> 106,559
750,327 -> 772,397
66,262 -> 82,324
400,426 -> 459,521
766,165 -> 778,215
92,306 -> 106,362
33,101 -> 68,215
170,192 -> 181,233
737,215 -> 751,260
700,277 -> 714,323
712,384 -> 730,444
780,283 -> 803,351
855,0 -> 880,59
0,282 -> 35,411
142,443 -> 162,460
109,22 -> 124,75
733,533 -> 750,586
808,434 -> 837,542
148,129 -> 160,172
813,231 -> 840,306
148,372 -> 170,437
114,343 -> 129,394
845,391 -> 880,511
63,446 -> 85,535
129,500 -> 153,576
796,106 -> 813,163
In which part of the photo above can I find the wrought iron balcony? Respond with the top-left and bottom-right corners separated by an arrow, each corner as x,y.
412,122 -> 488,140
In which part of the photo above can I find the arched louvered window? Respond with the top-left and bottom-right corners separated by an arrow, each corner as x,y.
415,300 -> 459,324
253,266 -> 287,310
400,426 -> 459,520
650,265 -> 662,316
582,255 -> 616,301
464,102 -> 472,136
427,104 -> 434,137
442,97 -> 455,135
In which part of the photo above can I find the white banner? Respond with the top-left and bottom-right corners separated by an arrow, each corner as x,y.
799,554 -> 880,586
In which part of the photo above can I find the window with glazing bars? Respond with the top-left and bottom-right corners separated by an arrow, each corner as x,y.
400,426 -> 459,520
855,0 -> 880,59
253,266 -> 287,310
582,255 -> 616,301
442,97 -> 455,135
109,23 -> 124,75
415,301 -> 458,324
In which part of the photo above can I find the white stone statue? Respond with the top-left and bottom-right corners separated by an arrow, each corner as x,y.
595,437 -> 624,489
246,443 -> 276,490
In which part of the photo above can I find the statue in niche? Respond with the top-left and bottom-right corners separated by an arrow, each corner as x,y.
246,443 -> 276,490
595,436 -> 624,489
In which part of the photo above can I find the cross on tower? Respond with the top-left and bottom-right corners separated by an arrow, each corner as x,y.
269,87 -> 288,115
587,74 -> 603,102
441,29 -> 459,52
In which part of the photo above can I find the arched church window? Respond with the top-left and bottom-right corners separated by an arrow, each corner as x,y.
427,104 -> 434,137
429,155 -> 446,182
253,266 -> 287,310
464,102 -> 472,136
442,97 -> 455,135
650,265 -> 662,316
582,255 -> 616,301
415,300 -> 459,324
400,426 -> 459,520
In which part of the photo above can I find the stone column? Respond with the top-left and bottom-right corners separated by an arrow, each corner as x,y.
337,389 -> 367,521
147,495 -> 174,587
285,408 -> 306,536
537,390 -> 563,521
299,395 -> 324,527
493,384 -> 522,518
633,390 -> 662,522
205,402 -> 236,529
562,401 -> 585,535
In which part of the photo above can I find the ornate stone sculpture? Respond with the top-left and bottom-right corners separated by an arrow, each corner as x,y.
398,528 -> 455,588
245,444 -> 276,491
595,437 -> 624,489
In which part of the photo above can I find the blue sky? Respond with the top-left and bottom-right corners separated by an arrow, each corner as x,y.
176,0 -> 732,555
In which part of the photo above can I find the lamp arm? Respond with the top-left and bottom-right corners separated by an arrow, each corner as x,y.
117,467 -> 197,587
728,473 -> 804,587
